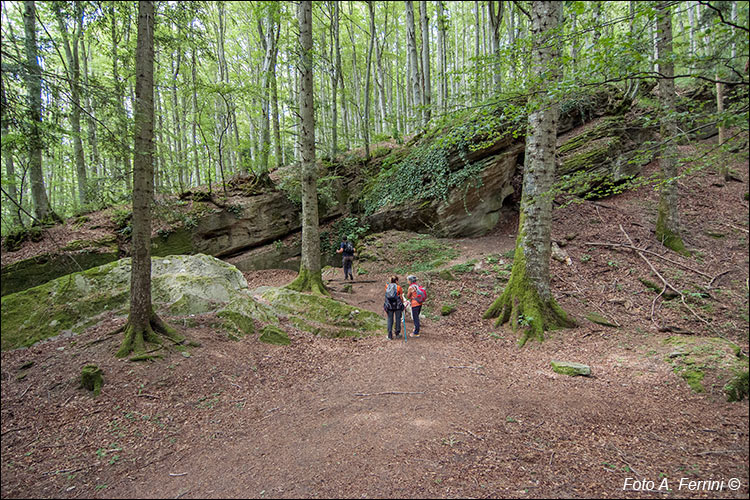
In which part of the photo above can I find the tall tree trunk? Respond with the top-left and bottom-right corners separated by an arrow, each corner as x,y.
23,0 -> 56,223
484,1 -> 573,346
488,1 -> 504,93
655,2 -> 688,255
436,0 -> 447,111
118,0 -> 183,358
287,0 -> 326,295
364,1 -> 375,159
474,1 -> 480,100
171,49 -> 185,191
258,5 -> 278,173
405,1 -> 423,130
1,77 -> 23,226
270,15 -> 282,169
330,1 -> 339,159
420,1 -> 431,122
81,39 -> 101,178
55,2 -> 88,206
191,46 -> 200,186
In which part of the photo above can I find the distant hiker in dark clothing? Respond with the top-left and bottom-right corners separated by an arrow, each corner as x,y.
406,275 -> 426,337
336,235 -> 356,280
383,276 -> 406,340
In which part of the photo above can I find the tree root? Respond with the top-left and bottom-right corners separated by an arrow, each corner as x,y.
116,311 -> 185,359
484,257 -> 575,346
285,266 -> 328,296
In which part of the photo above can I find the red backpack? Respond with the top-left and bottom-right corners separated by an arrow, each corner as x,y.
411,284 -> 426,304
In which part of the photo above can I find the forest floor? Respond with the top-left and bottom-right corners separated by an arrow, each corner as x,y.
1,147 -> 749,499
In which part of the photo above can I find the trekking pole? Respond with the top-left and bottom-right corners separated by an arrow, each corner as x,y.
403,303 -> 407,344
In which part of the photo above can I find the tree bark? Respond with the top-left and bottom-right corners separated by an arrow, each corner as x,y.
484,1 -> 573,346
405,1 -> 423,130
1,77 -> 23,226
119,0 -> 182,358
420,1 -> 431,122
330,1 -> 339,159
23,0 -> 56,223
488,0 -> 504,93
55,2 -> 88,206
655,2 -> 688,255
287,0 -> 326,295
436,0 -> 447,112
81,39 -> 101,179
364,1 -> 375,159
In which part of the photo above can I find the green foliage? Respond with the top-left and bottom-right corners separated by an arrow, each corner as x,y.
361,103 -> 525,215
394,235 -> 459,274
322,216 -> 370,255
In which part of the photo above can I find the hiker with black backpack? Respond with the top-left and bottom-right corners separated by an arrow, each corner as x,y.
383,276 -> 406,340
336,235 -> 356,280
406,275 -> 426,337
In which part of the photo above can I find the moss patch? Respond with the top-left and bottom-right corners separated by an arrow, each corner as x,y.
259,325 -> 290,345
550,360 -> 591,377
80,364 -> 103,396
663,335 -> 748,397
441,304 -> 456,316
585,312 -> 618,327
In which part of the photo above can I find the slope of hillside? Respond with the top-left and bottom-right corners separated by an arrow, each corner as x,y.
1,138 -> 748,499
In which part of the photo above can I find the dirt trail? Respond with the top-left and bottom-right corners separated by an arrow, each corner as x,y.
95,227 -> 746,499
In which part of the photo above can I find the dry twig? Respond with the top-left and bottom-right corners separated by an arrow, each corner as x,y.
354,391 -> 425,397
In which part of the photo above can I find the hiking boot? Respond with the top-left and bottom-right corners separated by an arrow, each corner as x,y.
395,333 -> 401,338
387,333 -> 393,340
412,332 -> 420,337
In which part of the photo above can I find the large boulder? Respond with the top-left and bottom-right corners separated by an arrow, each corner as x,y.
0,254 -> 276,351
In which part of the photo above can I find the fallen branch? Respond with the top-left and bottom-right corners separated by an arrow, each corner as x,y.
694,449 -> 744,456
136,393 -> 160,399
584,241 -> 712,280
1,425 -> 31,437
708,269 -> 732,289
618,226 -> 680,324
354,391 -> 425,397
18,383 -> 32,399
723,222 -> 749,233
169,472 -> 188,477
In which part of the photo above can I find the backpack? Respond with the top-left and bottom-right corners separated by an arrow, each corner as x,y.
343,241 -> 354,254
411,284 -> 426,305
385,283 -> 402,310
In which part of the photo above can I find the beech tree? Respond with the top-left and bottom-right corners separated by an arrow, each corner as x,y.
654,1 -> 688,256
483,1 -> 575,346
117,0 -> 183,358
286,0 -> 326,295
22,0 -> 57,223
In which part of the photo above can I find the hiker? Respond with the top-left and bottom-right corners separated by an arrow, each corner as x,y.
383,276 -> 406,340
336,235 -> 355,280
406,275 -> 426,337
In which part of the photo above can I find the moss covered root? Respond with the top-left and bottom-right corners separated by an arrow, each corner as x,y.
285,266 -> 328,296
116,311 -> 185,359
483,245 -> 575,346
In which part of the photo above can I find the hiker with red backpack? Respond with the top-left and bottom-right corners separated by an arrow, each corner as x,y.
406,275 -> 426,337
383,276 -> 406,340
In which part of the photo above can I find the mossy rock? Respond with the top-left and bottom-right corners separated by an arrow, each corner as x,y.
724,370 -> 749,402
1,251 -> 119,297
585,312 -> 618,327
550,360 -> 591,377
438,269 -> 456,281
259,325 -> 290,345
441,304 -> 456,316
256,286 -> 385,338
1,255 -> 274,351
81,364 -> 103,396
663,335 -> 749,396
